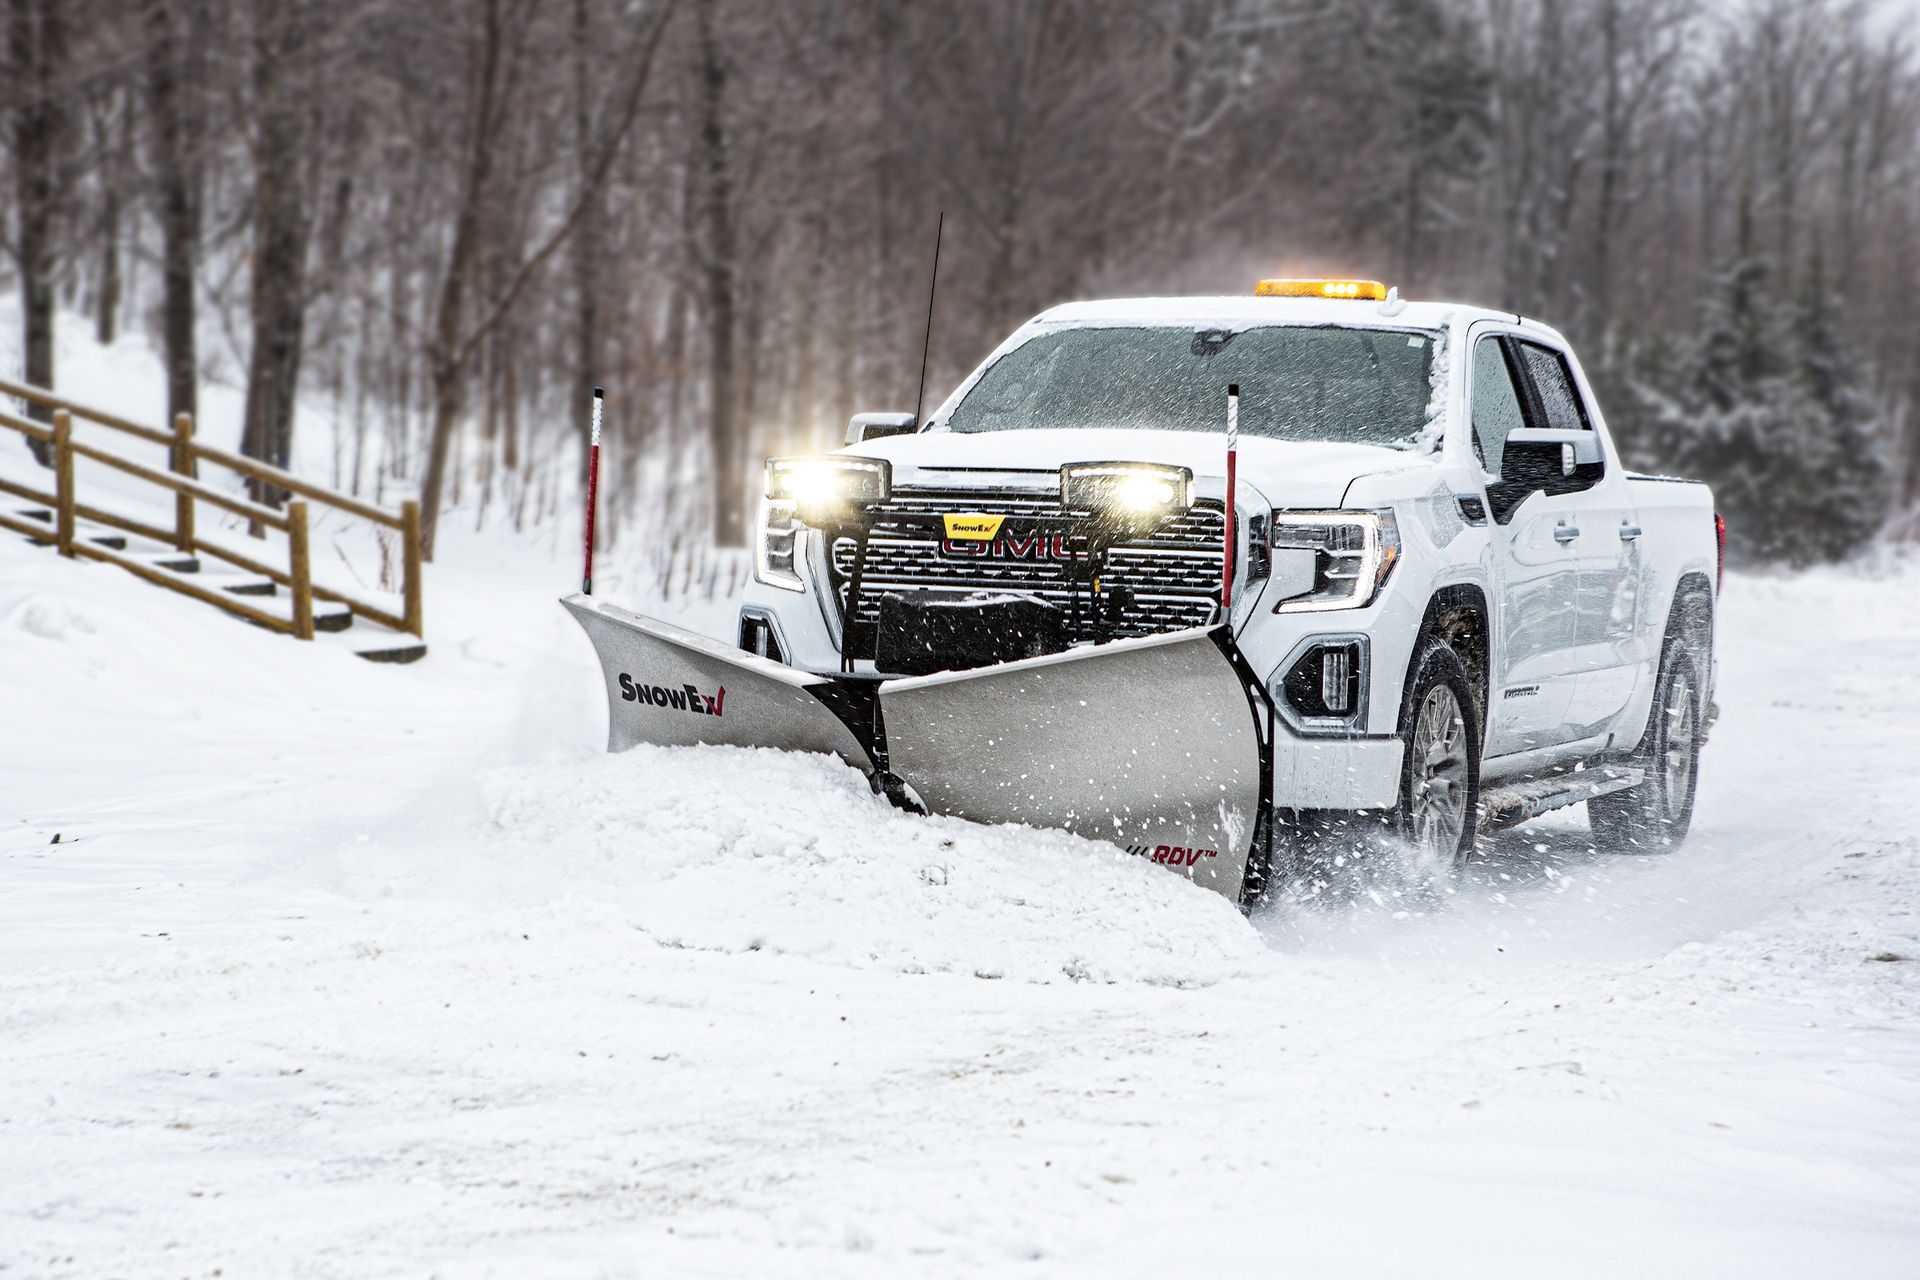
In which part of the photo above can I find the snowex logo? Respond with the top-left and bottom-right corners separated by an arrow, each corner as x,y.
617,674 -> 727,717
938,512 -> 1077,562
1124,843 -> 1219,868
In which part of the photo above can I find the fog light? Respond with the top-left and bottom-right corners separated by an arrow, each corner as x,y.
1272,635 -> 1370,736
737,612 -> 786,664
1322,647 -> 1351,713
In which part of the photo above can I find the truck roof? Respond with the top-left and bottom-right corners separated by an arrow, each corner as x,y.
1031,295 -> 1522,335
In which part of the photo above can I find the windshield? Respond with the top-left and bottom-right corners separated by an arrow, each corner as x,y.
945,324 -> 1437,447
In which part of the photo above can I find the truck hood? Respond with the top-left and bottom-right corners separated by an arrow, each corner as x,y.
851,428 -> 1430,508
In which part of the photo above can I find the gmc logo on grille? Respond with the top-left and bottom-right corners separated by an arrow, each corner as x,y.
940,530 -> 1077,561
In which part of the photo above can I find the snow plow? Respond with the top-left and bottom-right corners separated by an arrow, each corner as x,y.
562,594 -> 1276,902
568,277 -> 1723,905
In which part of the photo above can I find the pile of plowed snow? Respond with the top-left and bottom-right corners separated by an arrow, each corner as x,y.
467,744 -> 1266,985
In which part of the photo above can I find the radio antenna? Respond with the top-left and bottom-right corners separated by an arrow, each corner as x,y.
912,211 -> 945,427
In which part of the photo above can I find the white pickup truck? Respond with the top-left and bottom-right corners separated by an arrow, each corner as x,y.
730,280 -> 1722,889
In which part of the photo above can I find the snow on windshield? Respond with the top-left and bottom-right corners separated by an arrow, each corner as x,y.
947,324 -> 1437,447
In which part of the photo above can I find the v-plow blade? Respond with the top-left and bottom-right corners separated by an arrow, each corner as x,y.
564,595 -> 1274,903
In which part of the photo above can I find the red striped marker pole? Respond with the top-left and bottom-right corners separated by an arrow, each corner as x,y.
582,386 -> 603,595
1223,383 -> 1239,611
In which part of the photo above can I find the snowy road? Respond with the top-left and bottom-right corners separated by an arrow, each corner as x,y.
4,536 -> 1918,1278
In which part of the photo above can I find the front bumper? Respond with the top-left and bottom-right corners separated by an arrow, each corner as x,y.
1272,735 -> 1405,810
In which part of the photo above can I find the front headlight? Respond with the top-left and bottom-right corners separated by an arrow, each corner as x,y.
1269,510 -> 1401,613
755,497 -> 805,591
757,456 -> 892,592
766,455 -> 892,524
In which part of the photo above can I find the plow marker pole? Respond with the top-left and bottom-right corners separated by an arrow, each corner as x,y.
582,386 -> 604,595
1223,384 -> 1239,611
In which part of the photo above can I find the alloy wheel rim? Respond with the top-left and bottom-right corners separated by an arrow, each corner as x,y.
1662,672 -> 1697,820
1411,685 -> 1469,860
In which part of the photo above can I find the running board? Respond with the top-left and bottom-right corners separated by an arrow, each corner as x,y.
1479,764 -> 1644,830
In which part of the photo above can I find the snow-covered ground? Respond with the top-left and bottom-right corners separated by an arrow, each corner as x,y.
5,500 -> 1919,1277
3,307 -> 1918,1278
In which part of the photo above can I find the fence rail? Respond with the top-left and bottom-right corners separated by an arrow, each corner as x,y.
0,377 -> 422,642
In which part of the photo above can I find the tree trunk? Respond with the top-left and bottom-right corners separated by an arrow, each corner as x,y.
240,0 -> 313,511
146,0 -> 200,430
694,0 -> 744,546
418,0 -> 508,560
1591,0 -> 1622,340
570,0 -> 606,443
93,90 -> 126,346
9,0 -> 68,463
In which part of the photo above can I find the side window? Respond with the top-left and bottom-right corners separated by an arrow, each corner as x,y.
1470,336 -> 1526,475
1517,343 -> 1592,433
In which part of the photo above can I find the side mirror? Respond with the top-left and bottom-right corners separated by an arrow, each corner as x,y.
1501,427 -> 1602,484
847,412 -> 917,445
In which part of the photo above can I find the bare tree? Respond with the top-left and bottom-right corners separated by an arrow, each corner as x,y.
239,0 -> 318,504
144,0 -> 202,427
3,0 -> 1917,544
5,0 -> 72,456
415,0 -> 674,557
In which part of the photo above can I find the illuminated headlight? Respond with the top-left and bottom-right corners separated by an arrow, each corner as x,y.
1269,510 -> 1401,613
766,455 -> 891,525
757,455 -> 891,592
1061,461 -> 1193,532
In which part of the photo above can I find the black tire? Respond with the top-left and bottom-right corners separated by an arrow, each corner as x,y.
1589,642 -> 1702,852
1393,637 -> 1482,865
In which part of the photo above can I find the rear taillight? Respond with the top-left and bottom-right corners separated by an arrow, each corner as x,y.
1714,512 -> 1726,593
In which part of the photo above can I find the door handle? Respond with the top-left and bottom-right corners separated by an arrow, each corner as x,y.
1554,524 -> 1581,543
1618,524 -> 1643,541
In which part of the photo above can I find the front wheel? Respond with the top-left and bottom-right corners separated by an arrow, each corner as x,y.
1589,645 -> 1701,852
1393,638 -> 1482,866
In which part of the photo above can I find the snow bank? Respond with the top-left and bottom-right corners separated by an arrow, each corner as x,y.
468,744 -> 1265,986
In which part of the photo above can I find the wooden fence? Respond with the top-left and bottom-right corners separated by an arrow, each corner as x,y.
0,377 -> 421,642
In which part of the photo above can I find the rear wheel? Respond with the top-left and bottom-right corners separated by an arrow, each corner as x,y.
1589,643 -> 1701,852
1393,639 -> 1481,866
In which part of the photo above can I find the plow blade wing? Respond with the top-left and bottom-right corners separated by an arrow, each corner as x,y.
878,626 -> 1268,901
562,594 -> 874,771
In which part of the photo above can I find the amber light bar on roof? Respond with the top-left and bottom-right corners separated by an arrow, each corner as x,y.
1254,278 -> 1389,301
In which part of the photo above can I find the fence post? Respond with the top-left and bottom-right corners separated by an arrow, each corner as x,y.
400,499 -> 423,637
171,412 -> 196,552
288,500 -> 314,640
52,410 -> 75,557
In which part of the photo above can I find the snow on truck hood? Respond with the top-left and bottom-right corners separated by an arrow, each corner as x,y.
847,427 -> 1430,508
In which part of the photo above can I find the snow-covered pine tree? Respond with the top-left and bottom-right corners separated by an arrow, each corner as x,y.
1628,255 -> 1890,567
1788,282 -> 1895,561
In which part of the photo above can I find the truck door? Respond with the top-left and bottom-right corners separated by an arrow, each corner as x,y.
1511,341 -> 1650,738
1469,332 -> 1582,757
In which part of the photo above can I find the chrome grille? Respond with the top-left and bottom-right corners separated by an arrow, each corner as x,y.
831,489 -> 1225,640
